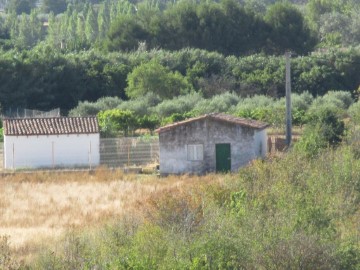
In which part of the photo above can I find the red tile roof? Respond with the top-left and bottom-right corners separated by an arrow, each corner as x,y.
156,113 -> 269,133
3,117 -> 99,136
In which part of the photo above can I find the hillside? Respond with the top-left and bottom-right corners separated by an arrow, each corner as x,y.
0,0 -> 359,115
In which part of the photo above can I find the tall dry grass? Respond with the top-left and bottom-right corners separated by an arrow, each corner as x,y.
0,168 -> 223,264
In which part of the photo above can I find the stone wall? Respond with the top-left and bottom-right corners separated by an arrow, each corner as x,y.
159,118 -> 265,175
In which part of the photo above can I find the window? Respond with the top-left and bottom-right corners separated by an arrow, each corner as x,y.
187,144 -> 203,161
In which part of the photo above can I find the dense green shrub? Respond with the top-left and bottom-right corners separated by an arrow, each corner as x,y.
152,92 -> 203,118
295,107 -> 345,157
191,92 -> 240,115
68,96 -> 122,117
348,100 -> 360,123
117,92 -> 161,116
97,109 -> 138,137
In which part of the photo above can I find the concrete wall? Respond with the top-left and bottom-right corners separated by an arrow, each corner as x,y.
4,134 -> 100,169
159,118 -> 267,175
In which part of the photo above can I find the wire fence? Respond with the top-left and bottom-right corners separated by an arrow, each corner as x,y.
3,108 -> 60,118
100,137 -> 159,167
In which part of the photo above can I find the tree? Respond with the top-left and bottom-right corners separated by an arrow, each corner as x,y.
97,0 -> 110,40
97,109 -> 137,137
318,12 -> 351,47
265,2 -> 316,54
41,0 -> 67,14
5,0 -> 36,15
85,5 -> 98,44
15,12 -> 40,48
105,16 -> 149,51
126,60 -> 190,99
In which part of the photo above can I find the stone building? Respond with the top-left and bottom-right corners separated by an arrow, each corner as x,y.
156,113 -> 269,175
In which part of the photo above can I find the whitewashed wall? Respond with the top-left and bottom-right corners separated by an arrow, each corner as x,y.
4,134 -> 99,169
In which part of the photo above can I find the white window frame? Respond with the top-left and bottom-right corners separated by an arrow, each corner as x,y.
187,144 -> 204,161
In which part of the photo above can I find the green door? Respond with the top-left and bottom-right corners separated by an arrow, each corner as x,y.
216,143 -> 231,172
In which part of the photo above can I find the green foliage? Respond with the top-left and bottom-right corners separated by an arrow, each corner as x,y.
40,0 -> 67,14
348,100 -> 360,123
117,92 -> 161,116
68,96 -> 122,117
97,109 -> 137,137
265,2 -> 316,54
161,112 -> 195,126
295,107 -> 345,157
191,92 -> 240,115
0,46 -> 359,114
126,59 -> 190,99
105,15 -> 149,52
153,92 -> 203,118
5,0 -> 35,15
137,114 -> 160,133
309,91 -> 353,113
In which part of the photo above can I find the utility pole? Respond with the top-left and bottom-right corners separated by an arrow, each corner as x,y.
285,51 -> 292,147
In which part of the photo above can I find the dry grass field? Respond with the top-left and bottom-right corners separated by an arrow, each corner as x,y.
0,168 -> 216,264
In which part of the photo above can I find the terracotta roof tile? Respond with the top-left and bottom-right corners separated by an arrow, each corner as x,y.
156,113 -> 269,133
3,117 -> 99,136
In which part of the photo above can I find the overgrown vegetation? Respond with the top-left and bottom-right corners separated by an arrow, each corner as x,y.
1,140 -> 357,269
83,90 -> 353,137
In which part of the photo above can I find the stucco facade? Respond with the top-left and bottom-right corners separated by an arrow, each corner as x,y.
4,134 -> 99,169
3,117 -> 100,169
157,113 -> 268,175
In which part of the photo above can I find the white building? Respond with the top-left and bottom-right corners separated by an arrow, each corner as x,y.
156,113 -> 269,175
3,117 -> 100,169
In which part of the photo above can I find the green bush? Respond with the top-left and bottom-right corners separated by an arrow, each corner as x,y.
97,109 -> 137,137
295,107 -> 345,157
117,92 -> 162,116
152,92 -> 203,118
191,92 -> 240,115
68,96 -> 122,117
291,91 -> 314,112
348,100 -> 360,123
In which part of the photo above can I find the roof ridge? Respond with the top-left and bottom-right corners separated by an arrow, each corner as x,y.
156,113 -> 269,133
